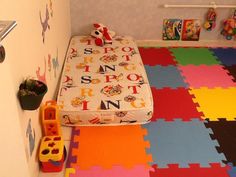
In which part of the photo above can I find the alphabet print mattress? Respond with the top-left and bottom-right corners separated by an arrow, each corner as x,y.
57,36 -> 153,126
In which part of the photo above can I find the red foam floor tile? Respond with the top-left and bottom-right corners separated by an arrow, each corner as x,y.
151,87 -> 203,121
139,47 -> 177,66
150,163 -> 230,177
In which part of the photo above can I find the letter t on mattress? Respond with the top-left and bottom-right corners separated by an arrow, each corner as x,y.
57,36 -> 153,126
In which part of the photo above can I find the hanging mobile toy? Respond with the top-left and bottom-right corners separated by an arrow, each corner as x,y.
221,9 -> 236,40
203,8 -> 217,31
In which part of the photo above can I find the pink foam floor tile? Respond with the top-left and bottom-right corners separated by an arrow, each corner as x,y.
178,65 -> 236,88
68,165 -> 151,177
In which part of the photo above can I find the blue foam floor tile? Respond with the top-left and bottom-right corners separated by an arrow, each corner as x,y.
144,65 -> 188,88
228,163 -> 236,177
142,119 -> 226,167
210,48 -> 236,66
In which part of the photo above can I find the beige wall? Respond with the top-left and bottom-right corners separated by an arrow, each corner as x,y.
0,0 -> 71,177
70,0 -> 236,41
0,62 -> 30,177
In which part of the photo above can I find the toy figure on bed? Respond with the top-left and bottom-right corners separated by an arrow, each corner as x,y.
221,9 -> 236,40
91,23 -> 116,46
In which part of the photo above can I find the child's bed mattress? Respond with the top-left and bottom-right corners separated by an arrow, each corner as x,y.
57,36 -> 153,126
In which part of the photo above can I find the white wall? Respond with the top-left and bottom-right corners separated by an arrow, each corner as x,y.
0,0 -> 71,177
70,0 -> 236,41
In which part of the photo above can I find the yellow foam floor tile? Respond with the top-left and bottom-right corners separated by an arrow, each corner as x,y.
189,87 -> 236,121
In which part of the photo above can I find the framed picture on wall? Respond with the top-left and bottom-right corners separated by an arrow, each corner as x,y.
162,19 -> 182,40
182,19 -> 201,41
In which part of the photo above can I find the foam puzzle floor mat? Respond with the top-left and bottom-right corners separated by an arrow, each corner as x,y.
65,47 -> 236,177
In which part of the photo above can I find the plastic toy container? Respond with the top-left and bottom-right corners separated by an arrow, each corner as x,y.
41,100 -> 61,136
39,136 -> 65,172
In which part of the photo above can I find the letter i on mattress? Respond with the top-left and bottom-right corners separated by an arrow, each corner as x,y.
57,36 -> 153,126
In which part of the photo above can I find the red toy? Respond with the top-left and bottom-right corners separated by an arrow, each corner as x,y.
221,9 -> 236,40
39,136 -> 66,172
91,23 -> 115,46
39,101 -> 66,173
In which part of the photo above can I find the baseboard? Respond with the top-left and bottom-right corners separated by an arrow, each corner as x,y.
136,40 -> 236,47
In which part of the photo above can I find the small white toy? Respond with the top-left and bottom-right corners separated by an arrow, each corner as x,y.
91,23 -> 115,46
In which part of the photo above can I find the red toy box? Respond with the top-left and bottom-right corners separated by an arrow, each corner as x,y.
39,136 -> 66,172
